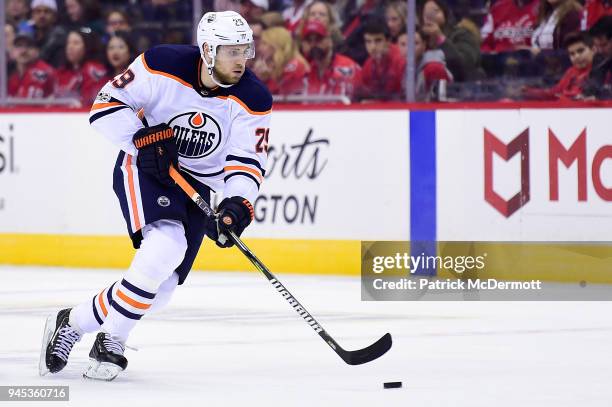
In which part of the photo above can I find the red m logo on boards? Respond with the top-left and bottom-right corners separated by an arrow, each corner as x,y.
484,129 -> 530,218
484,127 -> 612,218
549,129 -> 612,202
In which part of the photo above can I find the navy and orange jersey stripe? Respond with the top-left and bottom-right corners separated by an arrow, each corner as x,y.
89,96 -> 130,124
224,155 -> 265,188
142,44 -> 272,115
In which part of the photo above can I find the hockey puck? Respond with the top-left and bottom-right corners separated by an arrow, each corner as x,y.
383,381 -> 402,389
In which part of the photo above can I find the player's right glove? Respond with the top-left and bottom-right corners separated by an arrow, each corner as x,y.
208,197 -> 254,248
132,124 -> 178,186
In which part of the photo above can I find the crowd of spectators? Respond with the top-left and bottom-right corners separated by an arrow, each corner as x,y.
4,0 -> 612,105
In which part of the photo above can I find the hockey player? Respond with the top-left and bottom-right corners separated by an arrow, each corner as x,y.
39,11 -> 271,381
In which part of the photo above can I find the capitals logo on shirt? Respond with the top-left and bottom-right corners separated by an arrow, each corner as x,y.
169,112 -> 222,158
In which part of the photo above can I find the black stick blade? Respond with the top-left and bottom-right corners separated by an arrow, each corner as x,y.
341,333 -> 392,365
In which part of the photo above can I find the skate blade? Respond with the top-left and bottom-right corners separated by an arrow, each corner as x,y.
83,359 -> 124,381
38,312 -> 58,376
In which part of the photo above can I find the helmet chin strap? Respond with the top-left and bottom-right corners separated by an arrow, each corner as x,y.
203,58 -> 234,89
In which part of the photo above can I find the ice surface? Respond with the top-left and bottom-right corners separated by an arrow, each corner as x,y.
1,265 -> 611,407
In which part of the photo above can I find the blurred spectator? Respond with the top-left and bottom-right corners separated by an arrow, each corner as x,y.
300,19 -> 361,99
420,0 -> 482,81
64,0 -> 105,35
385,1 -> 407,43
241,0 -> 269,23
341,0 -> 385,64
531,0 -> 582,53
481,0 -> 539,53
523,31 -> 594,99
215,0 -> 242,14
283,0 -> 313,32
582,0 -> 612,30
397,32 -> 408,57
589,15 -> 612,54
105,10 -> 131,37
21,0 -> 68,67
6,0 -> 30,27
583,16 -> 612,98
414,26 -> 453,100
252,26 -> 309,94
105,31 -> 135,77
260,11 -> 285,27
359,17 -> 405,100
295,1 -> 343,43
103,10 -> 151,55
8,34 -> 56,99
55,29 -> 108,106
5,24 -> 17,73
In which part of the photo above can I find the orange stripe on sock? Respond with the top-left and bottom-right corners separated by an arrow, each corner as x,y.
97,290 -> 108,317
117,289 -> 151,310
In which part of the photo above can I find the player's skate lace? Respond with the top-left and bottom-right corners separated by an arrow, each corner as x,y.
51,327 -> 82,362
102,334 -> 125,355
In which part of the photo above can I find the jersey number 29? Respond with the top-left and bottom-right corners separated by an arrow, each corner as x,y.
112,69 -> 135,89
255,128 -> 270,153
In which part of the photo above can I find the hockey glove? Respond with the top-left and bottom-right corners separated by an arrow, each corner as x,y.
210,197 -> 254,248
133,124 -> 178,186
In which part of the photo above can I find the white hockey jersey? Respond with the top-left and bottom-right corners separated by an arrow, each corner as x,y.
89,44 -> 272,204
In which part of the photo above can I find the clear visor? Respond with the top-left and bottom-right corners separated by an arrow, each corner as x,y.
215,43 -> 255,60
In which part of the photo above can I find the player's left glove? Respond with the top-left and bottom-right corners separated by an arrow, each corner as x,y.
209,196 -> 254,248
132,123 -> 178,187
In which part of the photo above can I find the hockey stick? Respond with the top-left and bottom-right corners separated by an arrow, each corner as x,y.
169,166 -> 392,365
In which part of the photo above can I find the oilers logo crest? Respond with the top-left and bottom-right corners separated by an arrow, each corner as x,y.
169,112 -> 222,158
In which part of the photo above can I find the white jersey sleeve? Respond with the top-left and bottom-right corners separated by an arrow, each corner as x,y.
223,106 -> 271,204
88,54 -> 153,155
221,81 -> 273,205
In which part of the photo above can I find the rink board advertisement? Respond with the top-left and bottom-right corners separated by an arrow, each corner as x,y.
430,108 -> 612,283
1,107 -> 611,281
0,110 -> 409,274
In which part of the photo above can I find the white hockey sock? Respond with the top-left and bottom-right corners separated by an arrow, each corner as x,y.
100,220 -> 187,343
71,282 -> 119,333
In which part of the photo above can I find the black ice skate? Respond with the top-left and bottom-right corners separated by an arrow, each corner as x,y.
39,308 -> 83,375
83,332 -> 128,381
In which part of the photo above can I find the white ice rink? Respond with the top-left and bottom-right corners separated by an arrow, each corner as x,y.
1,265 -> 612,407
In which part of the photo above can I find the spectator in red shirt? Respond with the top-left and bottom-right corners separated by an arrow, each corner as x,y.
283,0 -> 313,32
252,26 -> 309,95
299,19 -> 362,101
481,0 -> 539,53
55,29 -> 109,106
359,17 -> 406,100
8,34 -> 56,99
523,31 -> 595,99
294,1 -> 344,49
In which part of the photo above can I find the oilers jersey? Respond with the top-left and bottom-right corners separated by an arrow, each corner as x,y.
89,44 -> 272,204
